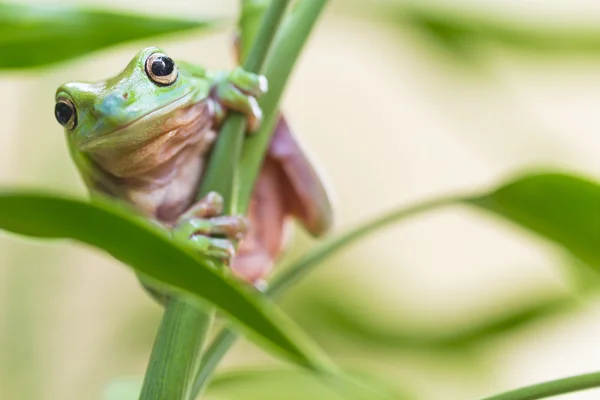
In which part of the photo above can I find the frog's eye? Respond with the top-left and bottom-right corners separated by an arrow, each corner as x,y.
145,53 -> 178,86
54,99 -> 77,130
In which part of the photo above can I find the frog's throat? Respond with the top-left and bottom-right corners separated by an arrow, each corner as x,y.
84,99 -> 214,181
76,90 -> 196,152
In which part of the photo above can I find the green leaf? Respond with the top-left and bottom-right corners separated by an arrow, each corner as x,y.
197,171 -> 600,391
481,370 -> 600,400
0,2 -> 218,69
405,7 -> 600,52
206,369 -> 348,400
288,292 -> 575,351
0,191 -> 332,371
205,369 -> 411,400
369,3 -> 600,61
470,173 -> 600,269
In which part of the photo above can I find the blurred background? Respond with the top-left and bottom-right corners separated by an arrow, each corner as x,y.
1,0 -> 600,399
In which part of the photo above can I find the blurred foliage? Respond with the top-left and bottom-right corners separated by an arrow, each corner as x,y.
102,369 -> 412,400
0,2 -> 218,68
204,369 -> 412,400
481,370 -> 600,400
289,290 -> 576,352
471,173 -> 600,270
362,1 -> 600,62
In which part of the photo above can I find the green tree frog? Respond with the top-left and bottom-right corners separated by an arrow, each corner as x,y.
54,47 -> 333,285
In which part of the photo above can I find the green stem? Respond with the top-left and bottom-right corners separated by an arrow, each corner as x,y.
188,4 -> 328,398
139,301 -> 212,400
140,2 -> 291,400
191,3 -> 329,397
237,0 -> 329,212
481,371 -> 600,400
191,194 -> 467,396
269,195 -> 466,295
198,0 -> 291,209
238,0 -> 271,63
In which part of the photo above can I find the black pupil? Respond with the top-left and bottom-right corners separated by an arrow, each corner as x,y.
151,56 -> 174,76
55,102 -> 73,125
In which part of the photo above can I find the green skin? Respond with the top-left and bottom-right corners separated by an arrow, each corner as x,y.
56,47 -> 333,284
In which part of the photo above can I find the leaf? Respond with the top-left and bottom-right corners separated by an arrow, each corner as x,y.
104,378 -> 142,400
0,191 -> 333,371
481,370 -> 600,400
205,369 -> 412,400
405,8 -> 600,52
288,291 -> 575,351
0,2 -> 218,68
206,369 -> 348,400
470,173 -> 600,269
196,172 -> 600,393
370,3 -> 600,60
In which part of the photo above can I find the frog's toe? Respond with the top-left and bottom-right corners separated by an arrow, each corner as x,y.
179,191 -> 224,221
229,67 -> 268,97
214,84 -> 263,132
186,236 -> 236,262
174,215 -> 249,242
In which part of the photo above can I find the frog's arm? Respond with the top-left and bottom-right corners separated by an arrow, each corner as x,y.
179,61 -> 267,132
267,116 -> 334,236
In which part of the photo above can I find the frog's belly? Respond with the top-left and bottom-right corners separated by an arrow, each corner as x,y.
88,101 -> 217,224
120,140 -> 212,224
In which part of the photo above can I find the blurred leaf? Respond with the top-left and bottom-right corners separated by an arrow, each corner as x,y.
0,2 -> 218,68
194,171 -> 600,394
372,3 -> 600,59
482,370 -> 600,400
277,172 -> 600,352
278,173 -> 600,352
0,191 -> 333,371
290,292 -> 575,351
206,369 -> 345,400
205,369 -> 412,400
104,378 -> 142,400
470,173 -> 600,270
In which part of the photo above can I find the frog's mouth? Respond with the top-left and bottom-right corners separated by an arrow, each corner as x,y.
76,91 -> 197,151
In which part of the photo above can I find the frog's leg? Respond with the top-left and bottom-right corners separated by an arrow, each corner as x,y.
231,116 -> 335,285
266,116 -> 335,236
173,191 -> 249,263
209,67 -> 268,132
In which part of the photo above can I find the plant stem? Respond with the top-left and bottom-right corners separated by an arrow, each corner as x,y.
188,4 -> 329,398
237,0 -> 330,213
238,0 -> 271,63
481,371 -> 600,400
139,2 -> 291,399
192,194 -> 468,396
270,195 -> 467,295
139,301 -> 210,400
198,0 -> 291,211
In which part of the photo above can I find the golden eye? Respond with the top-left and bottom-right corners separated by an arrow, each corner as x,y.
54,98 -> 77,130
145,53 -> 178,86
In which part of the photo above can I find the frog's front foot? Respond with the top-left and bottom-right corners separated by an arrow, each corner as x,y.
210,68 -> 268,132
172,192 -> 249,263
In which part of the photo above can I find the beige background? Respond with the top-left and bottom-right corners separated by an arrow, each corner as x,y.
1,0 -> 600,399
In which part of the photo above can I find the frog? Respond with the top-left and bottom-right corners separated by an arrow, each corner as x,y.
54,47 -> 333,286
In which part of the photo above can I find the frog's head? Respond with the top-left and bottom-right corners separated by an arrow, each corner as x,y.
54,47 -> 207,152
